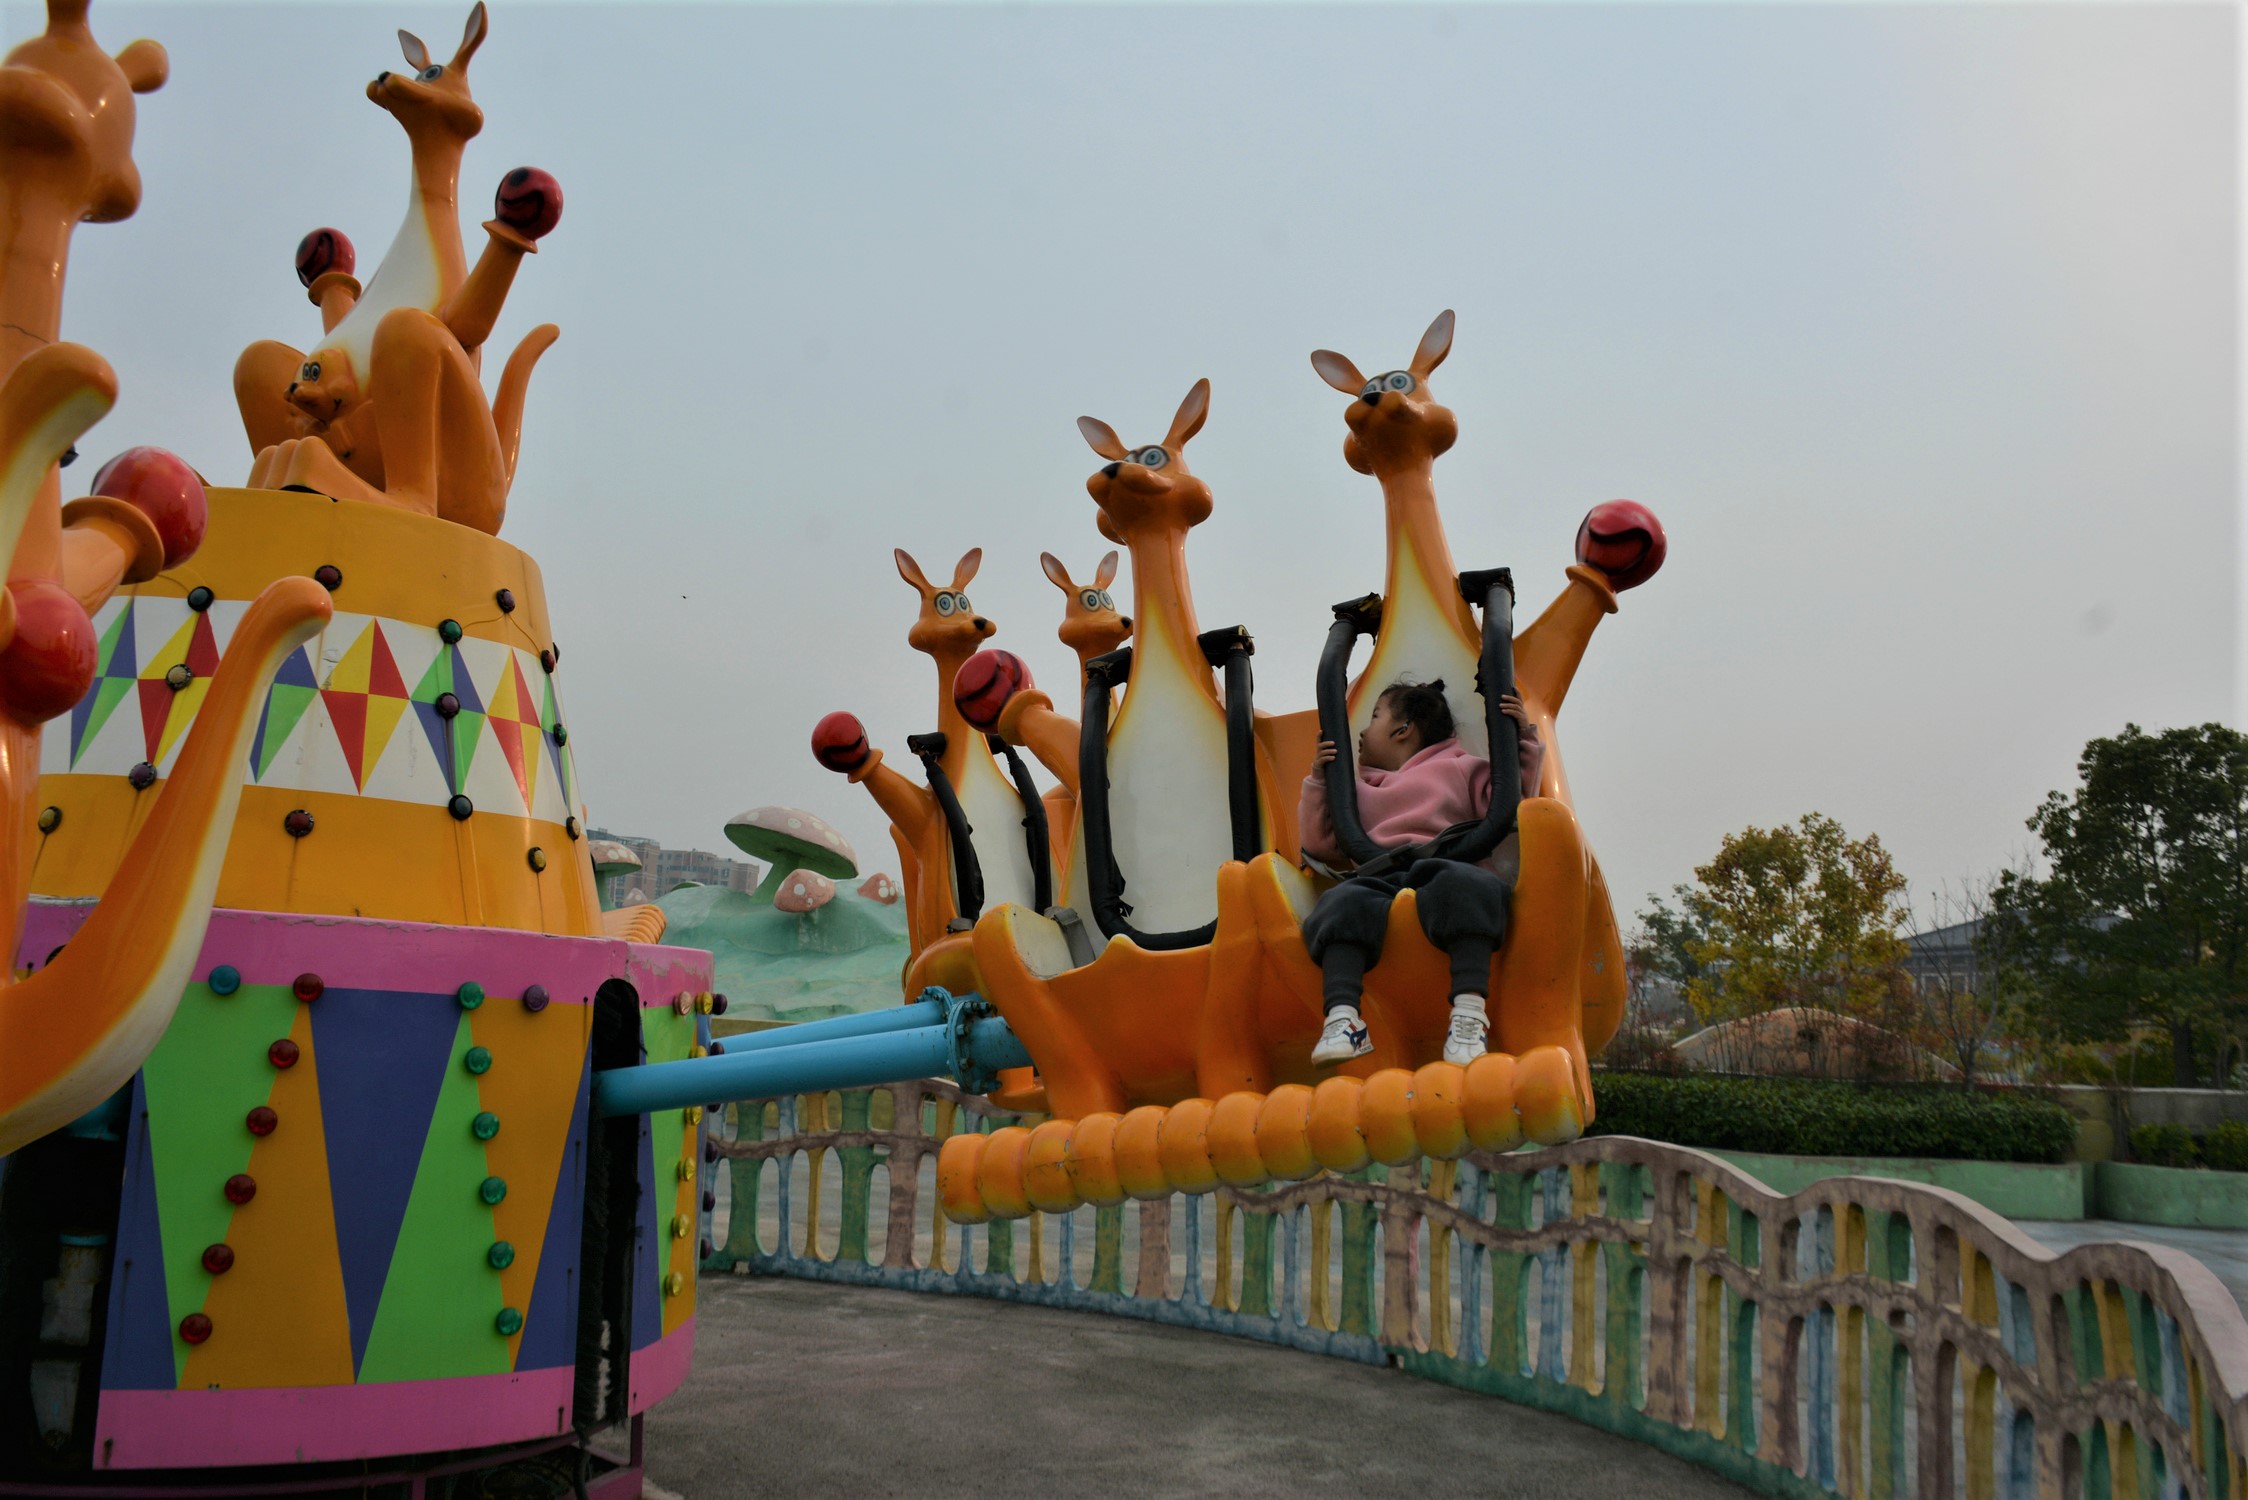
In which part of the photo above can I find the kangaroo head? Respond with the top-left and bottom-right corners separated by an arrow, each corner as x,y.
895,547 -> 992,659
367,3 -> 486,146
1311,310 -> 1457,477
1078,379 -> 1212,544
0,0 -> 167,225
285,347 -> 363,431
1041,550 -> 1131,660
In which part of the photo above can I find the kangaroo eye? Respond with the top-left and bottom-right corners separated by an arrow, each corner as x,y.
1384,371 -> 1416,393
300,362 -> 320,381
1099,591 -> 1116,610
419,64 -> 445,81
1135,446 -> 1168,468
954,594 -> 971,614
933,593 -> 956,616
1080,590 -> 1102,611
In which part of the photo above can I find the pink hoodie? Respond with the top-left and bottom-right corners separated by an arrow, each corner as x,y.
1298,732 -> 1545,869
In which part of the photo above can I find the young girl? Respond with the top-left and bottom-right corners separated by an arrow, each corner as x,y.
1298,679 -> 1544,1067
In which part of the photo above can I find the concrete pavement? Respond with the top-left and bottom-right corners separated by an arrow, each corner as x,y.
644,1275 -> 1751,1498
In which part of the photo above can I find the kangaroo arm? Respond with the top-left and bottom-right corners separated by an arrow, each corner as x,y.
0,344 -> 117,579
994,691 -> 1080,794
437,220 -> 536,355
309,270 -> 362,335
848,748 -> 936,845
1513,564 -> 1619,718
56,496 -> 162,610
0,576 -> 333,1157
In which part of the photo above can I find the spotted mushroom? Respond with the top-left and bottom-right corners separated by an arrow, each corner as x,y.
725,806 -> 859,903
588,839 -> 643,910
858,872 -> 899,905
773,869 -> 837,913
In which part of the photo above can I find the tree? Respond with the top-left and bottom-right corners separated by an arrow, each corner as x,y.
2011,723 -> 2248,1087
1639,812 -> 1914,1073
1911,870 -> 2036,1088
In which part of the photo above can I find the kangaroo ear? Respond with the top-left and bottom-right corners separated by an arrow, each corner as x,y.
453,2 -> 488,69
398,29 -> 432,71
1165,379 -> 1210,450
114,38 -> 166,93
1077,416 -> 1126,461
1039,552 -> 1070,591
951,548 -> 982,589
1095,550 -> 1119,588
893,547 -> 932,593
1410,309 -> 1455,378
1310,350 -> 1364,395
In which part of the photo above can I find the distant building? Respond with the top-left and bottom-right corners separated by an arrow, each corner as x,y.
585,828 -> 760,906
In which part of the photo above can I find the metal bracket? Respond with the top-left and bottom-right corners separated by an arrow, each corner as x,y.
940,988 -> 1004,1095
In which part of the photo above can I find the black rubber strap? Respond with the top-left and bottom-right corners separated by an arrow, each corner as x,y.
1198,625 -> 1262,863
987,733 -> 1053,913
910,732 -> 984,922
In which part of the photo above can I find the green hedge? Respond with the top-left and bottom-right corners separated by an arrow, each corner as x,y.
2127,1119 -> 2248,1173
1587,1072 -> 2076,1163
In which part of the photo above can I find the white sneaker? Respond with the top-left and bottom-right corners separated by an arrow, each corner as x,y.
1312,1007 -> 1374,1065
1442,998 -> 1490,1067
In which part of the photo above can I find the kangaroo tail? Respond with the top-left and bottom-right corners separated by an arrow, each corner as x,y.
494,323 -> 560,487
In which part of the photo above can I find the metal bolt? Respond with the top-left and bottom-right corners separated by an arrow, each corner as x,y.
495,1307 -> 524,1336
448,795 -> 474,821
208,965 -> 241,995
268,1039 -> 300,1069
186,586 -> 214,612
165,663 -> 193,691
495,588 -> 516,613
711,1040 -> 726,1055
521,984 -> 549,1014
314,565 -> 343,591
675,1159 -> 694,1182
701,1190 -> 716,1212
527,847 -> 547,872
435,691 -> 460,720
128,762 -> 156,790
36,806 -> 59,834
487,1241 -> 515,1269
201,1244 -> 234,1275
711,994 -> 729,1016
684,1105 -> 703,1125
456,981 -> 485,1011
480,1177 -> 508,1205
551,723 -> 568,745
464,1046 -> 492,1076
245,1107 -> 277,1137
223,1174 -> 257,1205
472,1112 -> 501,1141
565,818 -> 581,840
438,619 -> 464,644
539,648 -> 555,674
672,1214 -> 691,1239
292,973 -> 323,1003
178,1313 -> 212,1344
284,808 -> 315,837
663,1271 -> 685,1297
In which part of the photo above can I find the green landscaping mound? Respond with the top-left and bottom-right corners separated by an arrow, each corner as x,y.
654,884 -> 911,1024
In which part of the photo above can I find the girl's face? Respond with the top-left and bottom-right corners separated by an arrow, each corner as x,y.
1359,695 -> 1415,771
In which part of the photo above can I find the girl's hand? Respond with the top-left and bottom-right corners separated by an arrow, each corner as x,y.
1500,693 -> 1538,735
1313,739 -> 1337,767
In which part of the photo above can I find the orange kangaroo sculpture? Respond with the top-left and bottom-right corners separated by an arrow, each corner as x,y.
1032,549 -> 1129,872
973,382 -> 1291,1118
0,0 -> 334,1155
815,548 -> 1053,1002
233,3 -> 559,536
1232,310 -> 1636,1142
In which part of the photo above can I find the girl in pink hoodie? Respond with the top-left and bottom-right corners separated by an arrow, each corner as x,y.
1298,679 -> 1544,1068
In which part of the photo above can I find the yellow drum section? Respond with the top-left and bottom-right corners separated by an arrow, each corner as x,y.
32,488 -> 600,935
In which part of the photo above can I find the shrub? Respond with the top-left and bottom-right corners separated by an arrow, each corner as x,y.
2128,1123 -> 2199,1168
2200,1121 -> 2248,1173
1586,1072 -> 2076,1163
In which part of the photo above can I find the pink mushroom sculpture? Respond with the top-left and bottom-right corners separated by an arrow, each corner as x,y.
858,872 -> 899,904
724,806 -> 860,903
773,870 -> 838,913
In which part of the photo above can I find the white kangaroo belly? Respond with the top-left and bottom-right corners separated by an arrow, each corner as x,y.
325,185 -> 446,375
1085,617 -> 1234,934
1353,540 -> 1487,756
953,742 -> 1046,915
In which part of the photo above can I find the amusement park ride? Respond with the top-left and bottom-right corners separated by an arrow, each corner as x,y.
0,0 -> 1662,1491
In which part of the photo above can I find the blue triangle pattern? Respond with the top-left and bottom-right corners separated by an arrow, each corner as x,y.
99,1074 -> 176,1391
307,989 -> 464,1374
274,644 -> 318,690
517,1054 -> 590,1373
412,700 -> 457,789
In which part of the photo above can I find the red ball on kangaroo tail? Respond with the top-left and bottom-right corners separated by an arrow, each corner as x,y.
1574,500 -> 1667,591
953,650 -> 1031,731
295,227 -> 354,287
0,580 -> 96,724
812,711 -> 871,773
92,447 -> 208,568
495,168 -> 563,240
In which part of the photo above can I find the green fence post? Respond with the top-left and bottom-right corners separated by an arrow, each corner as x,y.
836,1090 -> 876,1266
723,1100 -> 769,1261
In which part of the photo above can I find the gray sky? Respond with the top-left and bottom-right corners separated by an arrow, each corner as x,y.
45,3 -> 2240,927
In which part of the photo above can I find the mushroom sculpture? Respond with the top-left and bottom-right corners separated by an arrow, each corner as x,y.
587,838 -> 642,910
725,806 -> 859,901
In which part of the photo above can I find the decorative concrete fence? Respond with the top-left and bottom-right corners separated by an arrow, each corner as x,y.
703,1082 -> 2248,1500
